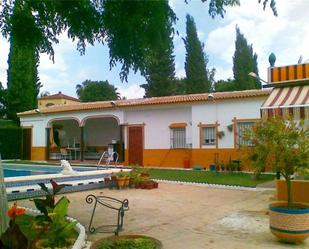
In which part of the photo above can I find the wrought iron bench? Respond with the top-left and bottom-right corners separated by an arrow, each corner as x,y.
85,194 -> 129,235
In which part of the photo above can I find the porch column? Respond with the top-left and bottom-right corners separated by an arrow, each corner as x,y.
46,128 -> 50,160
80,126 -> 84,161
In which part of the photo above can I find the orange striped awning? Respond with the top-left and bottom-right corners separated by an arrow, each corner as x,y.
261,85 -> 309,109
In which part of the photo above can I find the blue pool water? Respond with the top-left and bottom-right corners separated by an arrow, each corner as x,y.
3,164 -> 96,177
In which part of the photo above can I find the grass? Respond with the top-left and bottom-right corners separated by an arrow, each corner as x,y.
94,236 -> 160,249
148,169 -> 275,187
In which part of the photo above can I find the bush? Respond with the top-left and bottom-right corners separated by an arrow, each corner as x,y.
95,236 -> 159,249
0,126 -> 22,159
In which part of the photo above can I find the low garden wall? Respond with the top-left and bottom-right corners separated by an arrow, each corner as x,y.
276,179 -> 309,204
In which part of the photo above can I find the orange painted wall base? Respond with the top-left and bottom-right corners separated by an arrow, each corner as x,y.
31,147 -> 46,161
276,179 -> 309,204
124,148 -> 242,168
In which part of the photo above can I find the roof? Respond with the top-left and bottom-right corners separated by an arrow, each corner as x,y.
261,85 -> 309,109
19,89 -> 271,117
38,91 -> 80,102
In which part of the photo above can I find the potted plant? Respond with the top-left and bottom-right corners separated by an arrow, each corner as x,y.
123,172 -> 130,187
217,130 -> 225,139
245,117 -> 309,243
227,124 -> 233,132
116,171 -> 126,189
220,163 -> 226,172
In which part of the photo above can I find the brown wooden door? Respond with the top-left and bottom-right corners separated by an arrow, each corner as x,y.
128,126 -> 143,166
22,128 -> 32,160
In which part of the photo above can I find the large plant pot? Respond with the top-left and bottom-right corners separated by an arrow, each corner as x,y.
269,202 -> 309,243
117,177 -> 126,188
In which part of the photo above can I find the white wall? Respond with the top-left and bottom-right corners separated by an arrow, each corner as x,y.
20,97 -> 265,149
20,118 -> 46,147
192,98 -> 264,148
124,105 -> 192,149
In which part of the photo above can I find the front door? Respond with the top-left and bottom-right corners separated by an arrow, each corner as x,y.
128,126 -> 143,166
22,128 -> 32,160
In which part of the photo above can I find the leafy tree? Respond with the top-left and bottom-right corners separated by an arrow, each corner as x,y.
183,14 -> 211,93
76,80 -> 120,102
244,117 -> 309,208
1,0 -> 103,120
232,26 -> 260,90
214,79 -> 238,92
173,78 -> 187,95
39,91 -> 50,98
0,0 -> 277,118
0,82 -> 7,118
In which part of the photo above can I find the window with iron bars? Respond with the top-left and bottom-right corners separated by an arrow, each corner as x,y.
170,128 -> 186,148
236,122 -> 255,147
201,126 -> 216,145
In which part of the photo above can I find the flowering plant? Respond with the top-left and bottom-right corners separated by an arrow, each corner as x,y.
0,203 -> 28,249
7,203 -> 25,219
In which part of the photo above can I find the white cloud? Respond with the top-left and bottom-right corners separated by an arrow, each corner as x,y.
117,84 -> 145,99
205,0 -> 309,81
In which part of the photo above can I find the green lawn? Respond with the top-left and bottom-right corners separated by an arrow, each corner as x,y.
148,169 -> 275,187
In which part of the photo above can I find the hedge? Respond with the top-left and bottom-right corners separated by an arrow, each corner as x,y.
0,126 -> 22,159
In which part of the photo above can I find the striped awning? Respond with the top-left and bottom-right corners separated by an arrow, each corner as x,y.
261,85 -> 309,109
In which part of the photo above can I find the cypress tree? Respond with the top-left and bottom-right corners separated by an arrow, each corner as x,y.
6,3 -> 40,121
143,39 -> 176,97
232,26 -> 260,90
184,14 -> 211,94
142,2 -> 176,97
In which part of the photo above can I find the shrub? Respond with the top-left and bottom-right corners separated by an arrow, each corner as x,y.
0,126 -> 22,159
244,117 -> 309,208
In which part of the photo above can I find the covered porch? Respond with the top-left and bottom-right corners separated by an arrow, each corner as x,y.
46,115 -> 125,163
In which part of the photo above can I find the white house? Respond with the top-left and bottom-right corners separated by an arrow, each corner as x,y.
18,89 -> 270,168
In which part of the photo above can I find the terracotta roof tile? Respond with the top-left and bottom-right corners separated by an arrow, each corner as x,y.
38,92 -> 80,102
19,89 -> 271,117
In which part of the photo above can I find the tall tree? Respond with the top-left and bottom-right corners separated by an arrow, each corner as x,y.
232,26 -> 260,90
0,82 -> 7,118
76,80 -> 120,102
214,79 -> 237,92
183,15 -> 211,93
0,0 -> 277,118
142,5 -> 176,98
6,2 -> 41,120
1,0 -> 103,120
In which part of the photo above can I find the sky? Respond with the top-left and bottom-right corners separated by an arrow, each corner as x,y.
0,0 -> 309,99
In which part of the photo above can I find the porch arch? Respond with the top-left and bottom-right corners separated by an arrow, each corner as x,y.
82,115 -> 124,162
47,117 -> 81,128
46,118 -> 81,160
80,114 -> 120,127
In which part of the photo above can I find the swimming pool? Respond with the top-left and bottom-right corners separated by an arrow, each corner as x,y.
3,164 -> 96,177
3,163 -> 129,201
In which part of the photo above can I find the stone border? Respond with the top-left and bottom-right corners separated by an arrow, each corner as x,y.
24,207 -> 88,249
154,179 -> 271,191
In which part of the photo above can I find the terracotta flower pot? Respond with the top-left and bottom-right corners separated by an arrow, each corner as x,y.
117,177 -> 126,188
124,176 -> 130,187
269,201 -> 309,243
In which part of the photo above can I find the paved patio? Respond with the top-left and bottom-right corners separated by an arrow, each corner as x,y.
17,183 -> 308,249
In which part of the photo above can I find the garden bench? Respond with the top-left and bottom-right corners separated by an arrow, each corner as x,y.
85,194 -> 129,235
